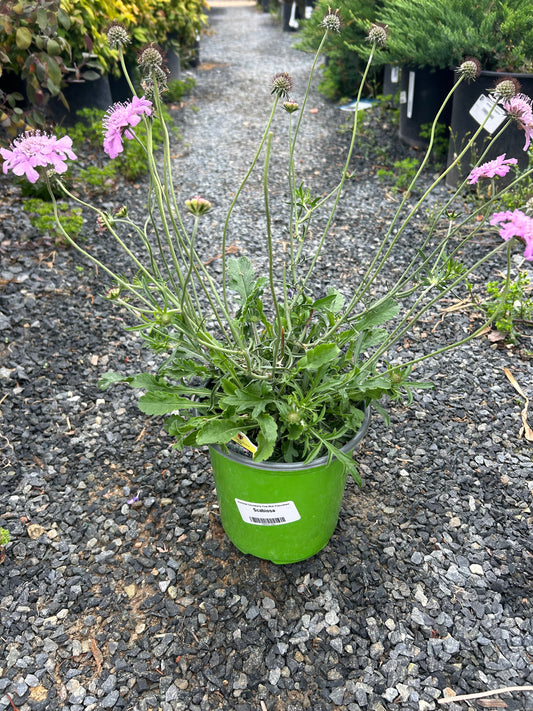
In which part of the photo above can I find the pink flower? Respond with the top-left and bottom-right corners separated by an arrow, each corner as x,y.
467,154 -> 518,184
103,96 -> 152,159
490,209 -> 533,260
0,131 -> 77,183
502,93 -> 533,151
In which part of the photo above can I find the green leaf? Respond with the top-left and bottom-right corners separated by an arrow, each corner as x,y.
220,381 -> 274,418
16,27 -> 32,50
81,70 -> 102,81
196,419 -> 242,445
138,390 -> 208,415
36,8 -> 48,31
57,8 -> 71,30
46,38 -> 61,56
98,371 -> 127,389
254,413 -> 278,461
312,289 -> 344,313
297,343 -> 340,372
355,297 -> 400,330
227,256 -> 266,303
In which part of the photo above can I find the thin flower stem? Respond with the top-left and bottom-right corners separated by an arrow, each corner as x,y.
330,82 -> 507,338
55,181 -> 168,290
263,132 -> 283,371
295,47 -> 376,294
118,49 -> 138,99
290,31 -> 328,152
48,191 -> 158,311
361,241 -> 509,374
221,96 -> 280,311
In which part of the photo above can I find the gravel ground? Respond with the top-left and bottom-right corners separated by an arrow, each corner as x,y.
1,3 -> 533,711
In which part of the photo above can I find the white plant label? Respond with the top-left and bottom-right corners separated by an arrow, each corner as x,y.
407,71 -> 415,118
235,499 -> 301,526
399,90 -> 407,105
390,66 -> 399,83
469,94 -> 507,134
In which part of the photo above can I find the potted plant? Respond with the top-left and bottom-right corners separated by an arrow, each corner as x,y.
373,0 -> 533,149
0,0 -> 75,133
295,0 -> 385,100
2,15 -> 533,564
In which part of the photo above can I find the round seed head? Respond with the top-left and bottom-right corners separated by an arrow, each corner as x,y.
138,44 -> 165,70
457,57 -> 481,82
105,21 -> 130,48
367,22 -> 388,47
492,77 -> 521,100
270,72 -> 293,99
321,7 -> 341,33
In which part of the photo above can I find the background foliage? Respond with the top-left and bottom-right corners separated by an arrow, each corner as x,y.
0,0 -> 207,133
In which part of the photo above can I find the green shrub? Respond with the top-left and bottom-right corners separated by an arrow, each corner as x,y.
377,157 -> 420,191
296,0 -> 384,100
376,0 -> 533,71
23,198 -> 84,242
0,528 -> 10,547
164,76 -> 196,103
0,0 -> 76,134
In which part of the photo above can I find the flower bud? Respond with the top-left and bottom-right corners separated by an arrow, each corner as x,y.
105,285 -> 122,300
185,196 -> 212,216
115,205 -> 128,218
283,99 -> 300,114
457,57 -> 481,82
320,7 -> 341,33
286,410 -> 301,424
367,22 -> 388,47
270,72 -> 293,99
106,21 -> 130,48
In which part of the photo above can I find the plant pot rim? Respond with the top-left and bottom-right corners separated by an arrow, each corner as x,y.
210,405 -> 371,472
474,69 -> 533,79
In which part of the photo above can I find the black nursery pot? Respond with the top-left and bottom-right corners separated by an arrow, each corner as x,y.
47,75 -> 113,125
445,70 -> 533,188
399,66 -> 454,149
382,64 -> 401,103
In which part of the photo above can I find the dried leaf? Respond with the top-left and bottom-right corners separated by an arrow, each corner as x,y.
487,330 -> 507,342
504,367 -> 533,441
90,638 -> 103,675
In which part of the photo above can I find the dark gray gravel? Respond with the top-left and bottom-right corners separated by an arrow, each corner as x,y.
1,3 -> 533,711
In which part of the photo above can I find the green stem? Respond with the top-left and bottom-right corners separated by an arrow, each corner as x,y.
221,96 -> 280,311
294,47 -> 376,295
263,132 -> 283,373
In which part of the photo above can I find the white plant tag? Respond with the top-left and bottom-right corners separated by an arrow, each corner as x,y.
399,90 -> 407,105
390,66 -> 399,83
407,71 -> 415,118
469,94 -> 507,134
235,499 -> 301,526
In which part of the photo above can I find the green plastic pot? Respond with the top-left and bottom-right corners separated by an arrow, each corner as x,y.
209,408 -> 370,564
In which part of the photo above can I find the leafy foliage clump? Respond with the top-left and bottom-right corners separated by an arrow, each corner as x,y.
23,198 -> 83,242
375,0 -> 533,71
295,0 -> 384,100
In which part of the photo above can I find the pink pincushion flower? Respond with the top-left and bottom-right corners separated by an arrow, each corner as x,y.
490,209 -> 533,260
502,93 -> 533,151
103,96 -> 152,159
467,154 -> 518,184
0,131 -> 77,183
